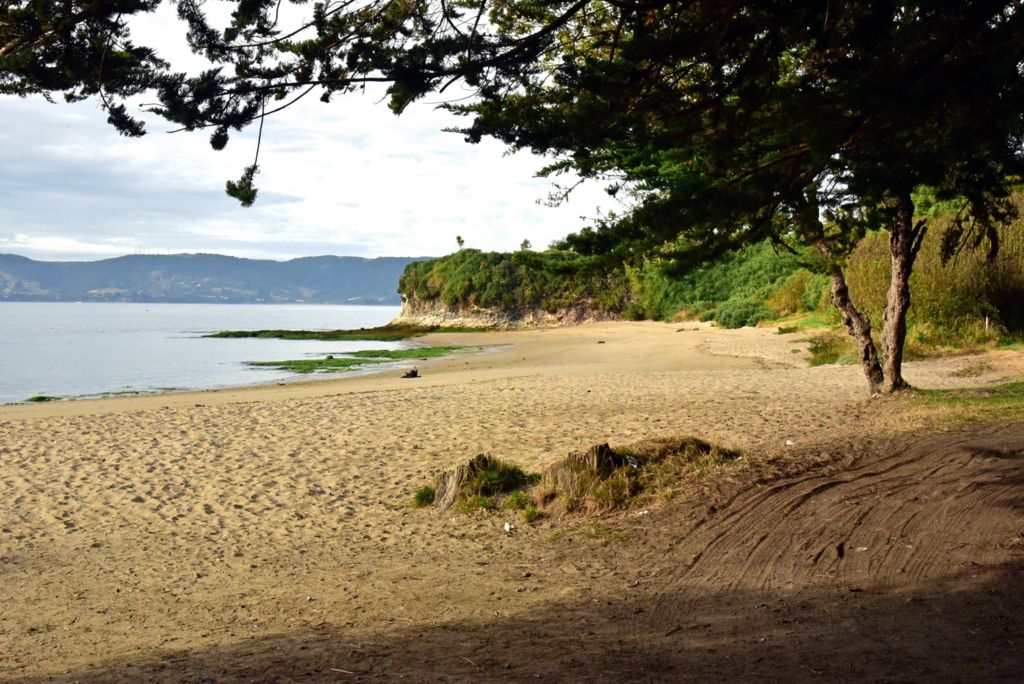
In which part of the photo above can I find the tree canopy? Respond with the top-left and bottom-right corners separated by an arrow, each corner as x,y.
3,1 -> 1023,393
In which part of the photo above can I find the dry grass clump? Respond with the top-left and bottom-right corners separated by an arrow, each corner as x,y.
536,438 -> 741,514
415,438 -> 740,519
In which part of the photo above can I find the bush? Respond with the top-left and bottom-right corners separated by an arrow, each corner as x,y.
845,195 -> 1024,336
715,300 -> 774,328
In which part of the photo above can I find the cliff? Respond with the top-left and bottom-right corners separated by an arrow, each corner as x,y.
394,249 -> 632,328
393,293 -> 620,328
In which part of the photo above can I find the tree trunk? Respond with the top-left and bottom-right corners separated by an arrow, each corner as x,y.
881,194 -> 927,393
818,242 -> 884,395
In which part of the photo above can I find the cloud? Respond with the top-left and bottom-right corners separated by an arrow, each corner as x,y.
0,36 -> 611,262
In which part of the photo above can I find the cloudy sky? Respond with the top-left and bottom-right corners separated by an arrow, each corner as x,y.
0,8 -> 611,262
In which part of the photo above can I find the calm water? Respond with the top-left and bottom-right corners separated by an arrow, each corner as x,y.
0,303 -> 401,403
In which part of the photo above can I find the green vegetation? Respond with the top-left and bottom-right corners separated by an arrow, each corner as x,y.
806,334 -> 857,367
412,454 -> 541,515
248,357 -> 390,373
455,495 -> 496,513
522,505 -> 543,524
463,459 -> 539,498
347,346 -> 462,360
412,485 -> 435,508
400,248 -> 631,315
417,439 -> 738,520
25,395 -> 60,403
538,439 -> 740,514
914,382 -> 1024,424
502,490 -> 531,510
399,194 -> 1024,362
249,346 -> 463,373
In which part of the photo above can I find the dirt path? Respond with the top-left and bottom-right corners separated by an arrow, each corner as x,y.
13,422 -> 1021,683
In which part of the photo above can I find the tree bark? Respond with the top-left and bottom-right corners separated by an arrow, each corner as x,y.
817,242 -> 885,395
881,194 -> 927,393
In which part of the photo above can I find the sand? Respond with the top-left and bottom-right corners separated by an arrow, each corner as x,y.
0,321 -> 1021,682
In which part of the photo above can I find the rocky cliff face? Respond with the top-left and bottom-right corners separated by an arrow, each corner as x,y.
393,293 -> 620,328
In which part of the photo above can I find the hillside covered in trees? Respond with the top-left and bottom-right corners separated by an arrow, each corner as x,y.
0,253 -> 423,304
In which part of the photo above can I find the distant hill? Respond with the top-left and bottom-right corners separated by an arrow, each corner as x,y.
0,253 -> 429,304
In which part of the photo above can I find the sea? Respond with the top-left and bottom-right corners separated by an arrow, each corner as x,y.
0,302 -> 402,404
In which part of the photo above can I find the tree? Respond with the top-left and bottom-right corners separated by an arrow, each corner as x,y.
455,235 -> 465,249
3,2 -> 1023,394
443,2 -> 1024,394
520,239 -> 531,251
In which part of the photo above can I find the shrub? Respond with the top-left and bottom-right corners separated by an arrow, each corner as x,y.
522,506 -> 543,523
806,333 -> 856,366
715,300 -> 774,328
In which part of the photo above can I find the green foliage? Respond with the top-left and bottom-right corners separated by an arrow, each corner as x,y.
399,240 -> 820,327
248,346 -> 461,373
25,395 -> 60,403
412,485 -> 435,507
806,334 -> 857,366
915,382 -> 1024,424
399,249 -> 633,315
715,301 -> 775,329
347,346 -> 463,359
845,201 -> 1024,338
502,490 -> 531,510
522,505 -> 543,524
455,495 -> 495,513
247,357 -> 391,373
464,459 -> 536,497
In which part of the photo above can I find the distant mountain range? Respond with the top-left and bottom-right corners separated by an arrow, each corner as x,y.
0,253 -> 429,304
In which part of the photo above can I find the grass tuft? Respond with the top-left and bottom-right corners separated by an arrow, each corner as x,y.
465,459 -> 534,497
502,490 -> 531,510
455,495 -> 495,513
412,485 -> 435,508
522,505 -> 543,523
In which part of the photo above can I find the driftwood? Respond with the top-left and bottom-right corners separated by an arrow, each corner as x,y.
433,453 -> 492,511
402,368 -> 419,378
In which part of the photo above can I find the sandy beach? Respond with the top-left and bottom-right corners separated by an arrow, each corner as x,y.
1,321 -> 1021,682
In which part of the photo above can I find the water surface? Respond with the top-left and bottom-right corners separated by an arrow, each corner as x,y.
0,303 -> 401,403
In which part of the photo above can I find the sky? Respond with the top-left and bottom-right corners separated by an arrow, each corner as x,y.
0,7 -> 611,262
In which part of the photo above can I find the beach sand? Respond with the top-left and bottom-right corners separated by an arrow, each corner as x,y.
1,321 -> 1021,681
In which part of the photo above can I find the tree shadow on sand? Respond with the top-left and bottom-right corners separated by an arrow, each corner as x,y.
12,559 -> 1022,683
